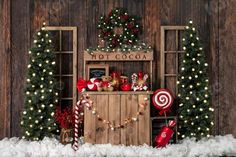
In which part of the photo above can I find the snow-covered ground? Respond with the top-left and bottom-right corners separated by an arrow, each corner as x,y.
0,135 -> 236,157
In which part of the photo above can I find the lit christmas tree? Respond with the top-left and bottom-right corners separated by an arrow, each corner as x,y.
21,23 -> 59,140
177,20 -> 214,140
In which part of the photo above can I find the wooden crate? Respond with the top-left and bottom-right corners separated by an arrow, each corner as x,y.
84,91 -> 152,145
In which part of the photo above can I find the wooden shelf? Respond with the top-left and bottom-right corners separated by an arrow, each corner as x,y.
84,91 -> 153,95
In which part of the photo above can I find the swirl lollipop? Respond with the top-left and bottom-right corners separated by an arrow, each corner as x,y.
152,89 -> 174,115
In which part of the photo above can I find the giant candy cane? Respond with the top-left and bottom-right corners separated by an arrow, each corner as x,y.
73,95 -> 93,150
72,100 -> 81,150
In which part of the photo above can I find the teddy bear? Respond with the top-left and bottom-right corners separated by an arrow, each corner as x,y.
97,76 -> 114,92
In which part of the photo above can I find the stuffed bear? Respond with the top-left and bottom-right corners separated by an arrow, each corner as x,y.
97,76 -> 114,91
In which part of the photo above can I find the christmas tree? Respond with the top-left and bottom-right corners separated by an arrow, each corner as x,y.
177,20 -> 214,140
21,23 -> 59,140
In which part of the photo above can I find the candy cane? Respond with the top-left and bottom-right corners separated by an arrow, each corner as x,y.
131,73 -> 138,90
73,96 -> 93,151
73,100 -> 81,150
131,73 -> 138,83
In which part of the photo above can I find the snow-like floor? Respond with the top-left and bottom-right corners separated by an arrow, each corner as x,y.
0,135 -> 236,157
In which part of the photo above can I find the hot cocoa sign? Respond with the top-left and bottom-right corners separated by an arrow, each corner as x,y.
84,51 -> 153,61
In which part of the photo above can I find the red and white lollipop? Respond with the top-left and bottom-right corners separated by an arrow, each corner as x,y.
152,89 -> 174,114
87,78 -> 100,91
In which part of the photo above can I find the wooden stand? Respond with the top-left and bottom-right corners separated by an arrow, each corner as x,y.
84,91 -> 152,145
83,50 -> 153,145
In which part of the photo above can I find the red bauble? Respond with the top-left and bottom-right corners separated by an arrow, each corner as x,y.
120,83 -> 131,91
87,78 -> 100,91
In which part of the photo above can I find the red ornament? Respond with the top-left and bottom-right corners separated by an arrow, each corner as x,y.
155,120 -> 176,148
127,22 -> 134,29
121,15 -> 129,20
132,28 -> 140,34
87,78 -> 100,91
152,89 -> 174,115
120,83 -> 131,91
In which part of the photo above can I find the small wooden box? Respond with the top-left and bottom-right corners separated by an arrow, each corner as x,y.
84,91 -> 152,145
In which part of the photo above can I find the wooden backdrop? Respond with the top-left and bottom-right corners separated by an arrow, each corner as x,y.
0,0 -> 235,138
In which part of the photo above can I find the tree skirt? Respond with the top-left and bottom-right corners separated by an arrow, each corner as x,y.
0,135 -> 236,157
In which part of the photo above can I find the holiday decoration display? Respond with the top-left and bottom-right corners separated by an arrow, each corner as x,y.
155,120 -> 176,147
87,78 -> 101,91
86,8 -> 152,53
20,22 -> 58,141
131,72 -> 149,91
177,20 -> 214,140
152,89 -> 174,115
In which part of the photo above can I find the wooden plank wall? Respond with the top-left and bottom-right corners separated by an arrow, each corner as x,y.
0,0 -> 235,138
0,0 -> 11,138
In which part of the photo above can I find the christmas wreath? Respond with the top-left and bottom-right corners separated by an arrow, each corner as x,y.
98,8 -> 141,48
86,8 -> 151,53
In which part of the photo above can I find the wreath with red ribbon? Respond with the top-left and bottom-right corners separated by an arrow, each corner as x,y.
98,8 -> 141,48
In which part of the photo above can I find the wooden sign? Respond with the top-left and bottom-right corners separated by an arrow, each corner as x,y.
84,51 -> 153,61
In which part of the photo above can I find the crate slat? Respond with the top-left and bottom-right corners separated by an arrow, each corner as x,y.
108,95 -> 121,145
84,95 -> 96,143
95,94 -> 109,144
138,95 -> 151,145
